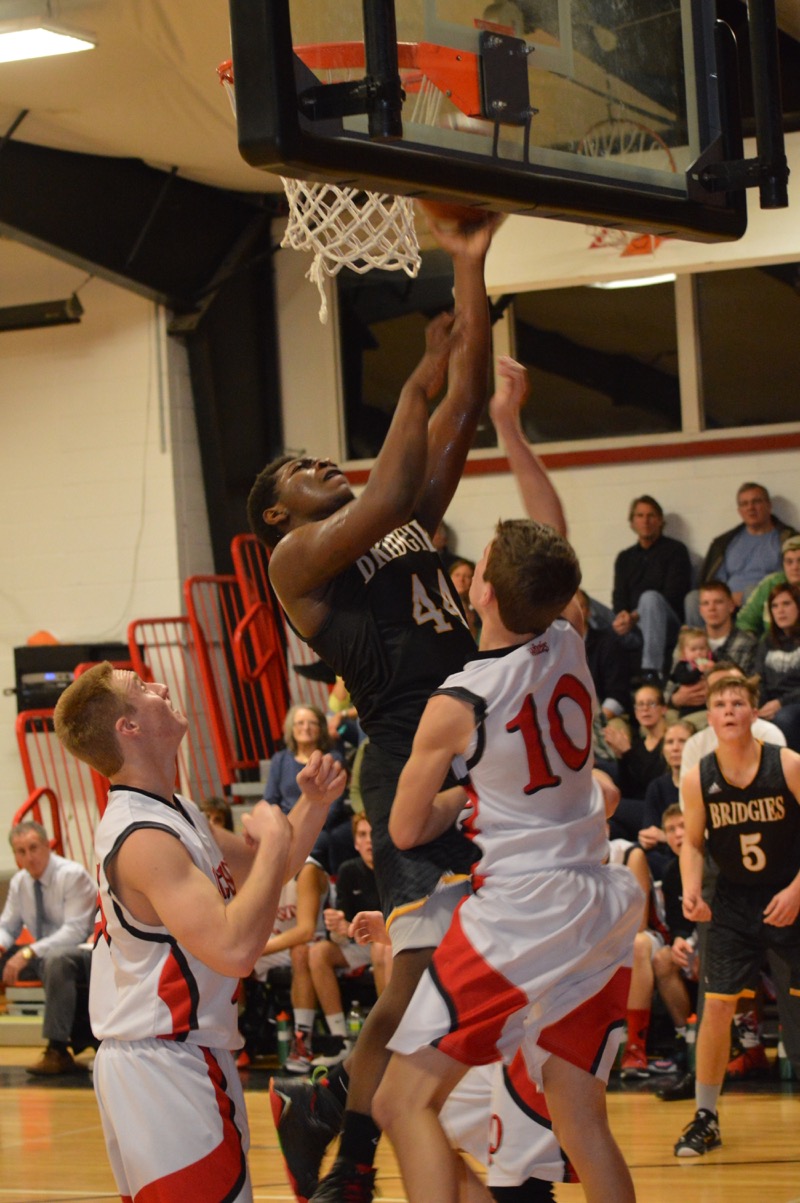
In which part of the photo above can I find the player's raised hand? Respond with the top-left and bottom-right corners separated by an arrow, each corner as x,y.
349,909 -> 391,946
417,200 -> 503,261
489,356 -> 530,429
241,800 -> 292,851
296,749 -> 347,807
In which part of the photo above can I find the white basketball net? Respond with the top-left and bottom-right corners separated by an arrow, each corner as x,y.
280,179 -> 421,323
218,60 -> 420,324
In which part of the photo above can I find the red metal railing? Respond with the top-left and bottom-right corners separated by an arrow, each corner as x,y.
15,710 -> 107,871
128,617 -> 228,801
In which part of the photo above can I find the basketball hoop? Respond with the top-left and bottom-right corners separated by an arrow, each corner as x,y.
577,118 -> 677,258
218,56 -> 421,323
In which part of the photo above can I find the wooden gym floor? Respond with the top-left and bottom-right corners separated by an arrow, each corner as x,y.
0,1046 -> 798,1203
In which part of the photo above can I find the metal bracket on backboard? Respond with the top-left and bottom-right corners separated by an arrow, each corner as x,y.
479,30 -> 534,126
295,0 -> 404,139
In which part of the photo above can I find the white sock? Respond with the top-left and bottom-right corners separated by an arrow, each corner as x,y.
326,1012 -> 347,1037
294,1008 -> 316,1035
696,1083 -> 721,1116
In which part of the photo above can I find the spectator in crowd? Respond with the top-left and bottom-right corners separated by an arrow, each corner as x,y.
693,482 -> 796,614
448,558 -> 481,641
638,720 -> 695,879
606,831 -> 661,1080
576,589 -> 631,720
266,705 -> 345,814
666,628 -> 713,719
651,805 -> 699,1080
736,533 -> 800,639
604,683 -> 669,840
667,584 -> 758,722
200,796 -> 234,832
612,814 -> 696,1082
699,579 -> 758,671
0,820 -> 96,1076
575,588 -> 632,783
309,816 -> 388,1067
612,495 -> 692,681
259,856 -> 331,1074
237,873 -> 300,1070
265,704 -> 353,875
754,582 -> 800,751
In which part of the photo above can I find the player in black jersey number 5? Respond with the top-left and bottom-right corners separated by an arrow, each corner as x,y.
674,672 -> 800,1158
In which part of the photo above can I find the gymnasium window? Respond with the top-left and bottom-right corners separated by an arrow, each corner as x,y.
695,263 -> 800,429
336,253 -> 799,459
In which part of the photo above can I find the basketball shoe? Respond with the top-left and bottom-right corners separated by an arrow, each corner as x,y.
284,1029 -> 314,1074
674,1108 -> 721,1157
269,1074 -> 344,1203
619,1042 -> 650,1079
310,1157 -> 377,1203
726,1042 -> 769,1078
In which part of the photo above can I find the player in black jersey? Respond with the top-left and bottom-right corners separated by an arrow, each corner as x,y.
248,211 -> 502,1202
674,673 -> 800,1158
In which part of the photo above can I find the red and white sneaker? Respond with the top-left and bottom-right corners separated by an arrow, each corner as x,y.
285,1030 -> 314,1075
620,1043 -> 650,1079
726,1043 -> 769,1079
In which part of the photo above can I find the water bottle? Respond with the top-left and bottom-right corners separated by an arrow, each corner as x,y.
777,1028 -> 794,1081
346,1002 -> 364,1048
276,1010 -> 292,1068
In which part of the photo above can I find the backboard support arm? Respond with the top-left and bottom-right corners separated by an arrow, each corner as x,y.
297,0 -> 404,139
696,0 -> 788,208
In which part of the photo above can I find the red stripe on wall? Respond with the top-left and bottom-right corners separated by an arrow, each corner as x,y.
345,430 -> 800,483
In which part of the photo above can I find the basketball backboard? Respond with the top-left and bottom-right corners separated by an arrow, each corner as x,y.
228,0 -> 747,242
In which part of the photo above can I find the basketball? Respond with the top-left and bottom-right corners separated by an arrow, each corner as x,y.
416,198 -> 500,233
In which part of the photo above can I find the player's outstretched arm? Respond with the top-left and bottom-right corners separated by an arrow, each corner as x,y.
210,750 -> 344,886
389,692 -> 473,849
414,213 -> 501,535
679,767 -> 712,923
489,356 -> 567,536
268,310 -> 456,612
112,802 -> 293,978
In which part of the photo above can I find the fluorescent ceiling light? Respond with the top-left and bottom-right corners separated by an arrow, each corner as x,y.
0,4 -> 95,63
590,273 -> 676,290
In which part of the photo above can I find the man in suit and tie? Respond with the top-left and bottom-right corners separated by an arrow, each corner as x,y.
0,820 -> 96,1075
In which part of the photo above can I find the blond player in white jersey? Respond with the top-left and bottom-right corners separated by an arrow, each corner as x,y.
54,661 -> 345,1203
373,502 -> 641,1202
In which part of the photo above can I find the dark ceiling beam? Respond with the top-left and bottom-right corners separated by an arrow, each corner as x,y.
0,138 -> 280,309
515,319 -> 680,425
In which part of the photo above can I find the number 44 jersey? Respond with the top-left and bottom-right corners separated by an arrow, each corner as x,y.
439,618 -> 608,880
